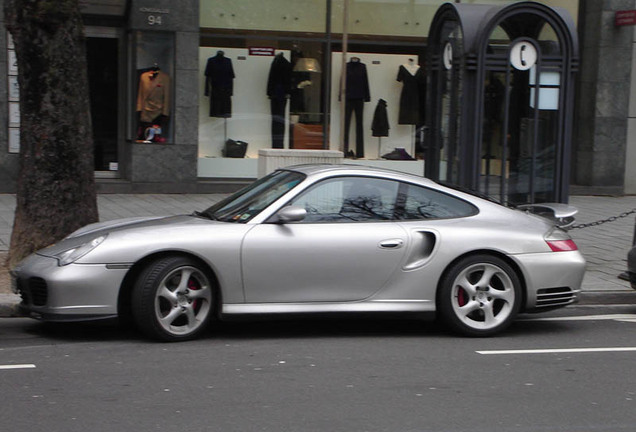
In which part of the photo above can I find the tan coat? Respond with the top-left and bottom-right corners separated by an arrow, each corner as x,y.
136,71 -> 170,123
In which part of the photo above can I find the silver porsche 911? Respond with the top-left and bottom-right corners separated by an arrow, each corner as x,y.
12,164 -> 586,341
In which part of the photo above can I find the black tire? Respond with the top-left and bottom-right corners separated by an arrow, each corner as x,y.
132,256 -> 214,341
438,254 -> 521,337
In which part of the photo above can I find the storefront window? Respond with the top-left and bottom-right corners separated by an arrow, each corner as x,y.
198,39 -> 327,160
134,31 -> 175,144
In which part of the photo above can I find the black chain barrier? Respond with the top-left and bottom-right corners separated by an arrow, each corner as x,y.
567,208 -> 636,230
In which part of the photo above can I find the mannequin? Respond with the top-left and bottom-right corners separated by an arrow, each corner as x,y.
403,58 -> 420,75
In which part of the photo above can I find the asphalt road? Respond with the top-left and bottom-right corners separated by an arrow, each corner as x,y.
1,306 -> 636,432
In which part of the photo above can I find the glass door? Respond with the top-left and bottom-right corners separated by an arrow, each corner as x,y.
86,28 -> 123,177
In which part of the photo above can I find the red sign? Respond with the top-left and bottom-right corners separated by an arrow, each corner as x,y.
249,47 -> 275,56
615,10 -> 636,26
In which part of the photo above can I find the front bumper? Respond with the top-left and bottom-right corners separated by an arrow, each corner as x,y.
12,253 -> 129,322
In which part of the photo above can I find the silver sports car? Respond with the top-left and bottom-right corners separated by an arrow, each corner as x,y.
12,164 -> 586,341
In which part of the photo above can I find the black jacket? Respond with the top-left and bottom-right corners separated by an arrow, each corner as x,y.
345,60 -> 371,101
267,54 -> 292,99
204,53 -> 235,96
372,99 -> 390,137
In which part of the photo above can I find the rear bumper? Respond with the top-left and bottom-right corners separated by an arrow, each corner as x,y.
513,250 -> 586,311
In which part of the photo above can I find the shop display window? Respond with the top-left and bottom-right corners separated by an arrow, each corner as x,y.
329,51 -> 424,160
198,40 -> 327,159
133,31 -> 175,144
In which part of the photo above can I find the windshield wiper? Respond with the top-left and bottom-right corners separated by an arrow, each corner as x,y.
192,210 -> 218,221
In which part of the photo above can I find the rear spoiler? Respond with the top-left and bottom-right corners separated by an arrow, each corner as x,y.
516,203 -> 578,229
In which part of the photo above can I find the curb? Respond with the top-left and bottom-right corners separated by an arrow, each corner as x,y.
578,290 -> 636,306
0,291 -> 634,319
0,295 -> 22,318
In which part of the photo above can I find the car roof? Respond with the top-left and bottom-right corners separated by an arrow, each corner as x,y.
280,163 -> 436,185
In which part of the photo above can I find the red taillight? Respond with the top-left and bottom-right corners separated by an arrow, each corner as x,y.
546,239 -> 578,252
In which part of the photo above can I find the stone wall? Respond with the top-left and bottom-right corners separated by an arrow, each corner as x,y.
575,0 -> 636,194
127,0 -> 200,191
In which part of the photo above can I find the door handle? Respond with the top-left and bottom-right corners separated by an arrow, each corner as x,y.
379,239 -> 404,249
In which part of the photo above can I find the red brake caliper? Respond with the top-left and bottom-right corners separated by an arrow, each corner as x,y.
188,278 -> 200,311
457,288 -> 467,307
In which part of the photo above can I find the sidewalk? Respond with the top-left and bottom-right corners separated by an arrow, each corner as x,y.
1,193 -> 635,316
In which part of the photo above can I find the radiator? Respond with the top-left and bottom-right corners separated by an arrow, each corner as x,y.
257,149 -> 344,178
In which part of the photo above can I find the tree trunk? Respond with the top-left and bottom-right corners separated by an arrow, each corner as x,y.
4,0 -> 98,268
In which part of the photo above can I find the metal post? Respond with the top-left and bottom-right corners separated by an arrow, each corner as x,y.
619,216 -> 636,281
323,0 -> 332,150
339,0 -> 349,152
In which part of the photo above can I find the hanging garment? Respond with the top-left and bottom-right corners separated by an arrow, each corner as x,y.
344,99 -> 365,158
397,65 -> 425,125
268,54 -> 292,148
345,59 -> 371,101
205,52 -> 235,118
267,54 -> 292,100
270,98 -> 287,149
136,70 -> 170,123
342,59 -> 371,158
371,99 -> 390,137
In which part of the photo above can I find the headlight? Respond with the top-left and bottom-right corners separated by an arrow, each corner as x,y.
54,235 -> 107,266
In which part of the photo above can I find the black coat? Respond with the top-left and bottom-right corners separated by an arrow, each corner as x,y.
372,99 -> 390,137
205,53 -> 234,93
267,54 -> 292,99
204,53 -> 235,118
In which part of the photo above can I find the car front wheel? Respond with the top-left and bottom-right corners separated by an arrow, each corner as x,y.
438,254 -> 521,337
132,256 -> 214,341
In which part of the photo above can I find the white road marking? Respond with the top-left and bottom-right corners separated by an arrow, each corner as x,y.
520,314 -> 636,322
0,364 -> 36,370
477,347 -> 636,355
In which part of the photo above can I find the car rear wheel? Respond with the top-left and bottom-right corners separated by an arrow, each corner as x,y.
438,254 -> 521,337
132,256 -> 214,341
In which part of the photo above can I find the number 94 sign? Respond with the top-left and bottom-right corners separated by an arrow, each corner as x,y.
147,14 -> 163,26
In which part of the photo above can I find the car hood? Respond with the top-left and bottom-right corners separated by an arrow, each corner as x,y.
38,215 -> 209,257
67,216 -> 168,238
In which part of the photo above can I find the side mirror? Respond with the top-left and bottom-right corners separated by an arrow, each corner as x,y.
275,205 -> 307,223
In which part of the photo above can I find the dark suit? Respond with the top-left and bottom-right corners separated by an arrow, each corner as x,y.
344,60 -> 370,157
267,54 -> 292,148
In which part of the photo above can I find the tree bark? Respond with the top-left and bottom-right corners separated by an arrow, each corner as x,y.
4,0 -> 98,268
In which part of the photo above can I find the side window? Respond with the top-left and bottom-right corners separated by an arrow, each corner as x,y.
398,183 -> 478,220
290,177 -> 399,222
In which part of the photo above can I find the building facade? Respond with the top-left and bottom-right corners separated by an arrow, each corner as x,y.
1,0 -> 634,197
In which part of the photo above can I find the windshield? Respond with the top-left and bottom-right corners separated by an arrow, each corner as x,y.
202,170 -> 305,223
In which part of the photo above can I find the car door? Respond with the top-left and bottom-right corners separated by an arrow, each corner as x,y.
241,176 -> 409,303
